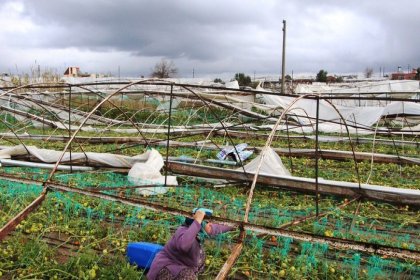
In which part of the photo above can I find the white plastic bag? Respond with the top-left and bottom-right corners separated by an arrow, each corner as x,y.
128,149 -> 178,195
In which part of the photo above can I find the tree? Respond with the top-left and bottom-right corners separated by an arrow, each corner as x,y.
416,68 -> 420,80
213,78 -> 223,84
316,70 -> 328,82
364,67 -> 374,78
234,73 -> 251,87
151,59 -> 178,78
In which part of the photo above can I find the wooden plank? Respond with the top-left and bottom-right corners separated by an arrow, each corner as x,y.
166,161 -> 420,205
0,154 -> 417,206
215,243 -> 244,280
0,190 -> 47,240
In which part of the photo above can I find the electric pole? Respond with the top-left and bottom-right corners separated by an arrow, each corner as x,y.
281,20 -> 286,94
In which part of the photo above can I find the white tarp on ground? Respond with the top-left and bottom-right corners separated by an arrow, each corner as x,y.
0,146 -> 177,194
238,147 -> 291,176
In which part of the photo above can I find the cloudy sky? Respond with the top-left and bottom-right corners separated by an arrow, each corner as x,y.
0,0 -> 419,79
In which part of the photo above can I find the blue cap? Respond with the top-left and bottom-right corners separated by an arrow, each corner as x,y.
192,208 -> 213,217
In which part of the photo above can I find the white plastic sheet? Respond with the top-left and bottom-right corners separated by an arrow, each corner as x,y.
239,148 -> 291,176
128,149 -> 178,195
0,146 -> 178,195
260,94 -> 420,134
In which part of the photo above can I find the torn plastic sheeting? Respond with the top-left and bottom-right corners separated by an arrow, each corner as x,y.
0,97 -> 101,126
0,159 -> 94,171
260,95 -> 386,127
0,145 -> 178,195
128,149 -> 178,196
0,145 -> 160,168
225,80 -> 240,89
295,80 -> 420,95
156,98 -> 181,113
238,147 -> 291,176
382,101 -> 420,116
260,95 -> 420,129
259,123 -> 377,135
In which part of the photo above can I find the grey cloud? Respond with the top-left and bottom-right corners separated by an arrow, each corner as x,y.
2,0 -> 419,76
22,0 -> 264,59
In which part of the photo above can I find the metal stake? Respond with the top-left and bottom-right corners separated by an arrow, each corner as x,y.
315,96 -> 320,216
285,114 -> 294,173
164,84 -> 174,186
69,86 -> 73,173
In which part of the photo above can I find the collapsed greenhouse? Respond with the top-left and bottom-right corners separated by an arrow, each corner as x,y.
0,78 -> 419,279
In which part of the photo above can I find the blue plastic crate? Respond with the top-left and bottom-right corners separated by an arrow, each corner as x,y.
126,242 -> 163,269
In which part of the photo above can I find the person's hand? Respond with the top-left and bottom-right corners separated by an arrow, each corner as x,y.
204,222 -> 212,235
193,210 -> 205,224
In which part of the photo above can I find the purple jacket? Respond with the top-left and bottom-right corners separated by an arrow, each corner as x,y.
147,221 -> 232,280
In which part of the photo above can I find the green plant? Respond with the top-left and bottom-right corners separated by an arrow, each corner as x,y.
234,73 -> 252,87
316,70 -> 328,82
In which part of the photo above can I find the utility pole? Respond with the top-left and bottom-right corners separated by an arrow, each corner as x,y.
281,20 -> 286,94
193,68 -> 195,78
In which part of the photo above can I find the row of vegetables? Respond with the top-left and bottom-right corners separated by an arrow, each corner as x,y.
0,171 -> 418,279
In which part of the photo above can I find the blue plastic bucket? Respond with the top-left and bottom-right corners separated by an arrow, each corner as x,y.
126,242 -> 163,269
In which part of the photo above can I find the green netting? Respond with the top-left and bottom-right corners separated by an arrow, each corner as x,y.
0,167 -> 419,279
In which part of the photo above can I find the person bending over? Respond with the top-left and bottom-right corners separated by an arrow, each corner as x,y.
147,210 -> 233,280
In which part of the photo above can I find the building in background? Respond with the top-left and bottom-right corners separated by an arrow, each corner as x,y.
63,66 -> 80,77
391,69 -> 417,80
